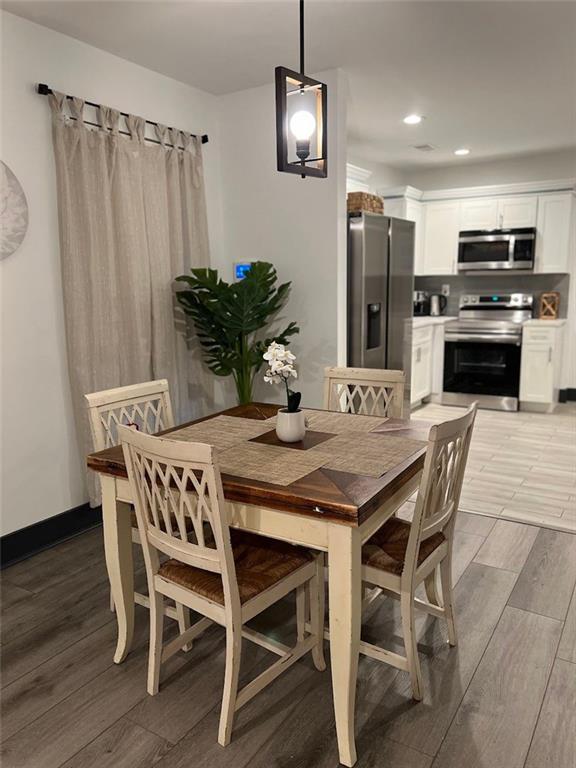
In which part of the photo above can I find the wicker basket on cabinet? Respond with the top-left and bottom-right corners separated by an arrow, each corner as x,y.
347,192 -> 384,215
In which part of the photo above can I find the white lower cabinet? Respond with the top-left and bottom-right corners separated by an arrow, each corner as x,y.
520,323 -> 564,411
411,326 -> 433,405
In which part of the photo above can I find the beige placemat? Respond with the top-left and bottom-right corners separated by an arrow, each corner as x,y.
218,442 -> 328,486
169,416 -> 272,452
311,431 -> 425,477
267,409 -> 387,434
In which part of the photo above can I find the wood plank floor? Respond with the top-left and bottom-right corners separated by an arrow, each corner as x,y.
414,402 -> 576,533
1,514 -> 575,768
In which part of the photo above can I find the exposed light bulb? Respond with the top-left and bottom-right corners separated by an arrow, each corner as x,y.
403,114 -> 423,125
289,110 -> 316,140
454,148 -> 470,156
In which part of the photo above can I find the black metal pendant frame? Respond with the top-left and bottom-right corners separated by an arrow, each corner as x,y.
275,66 -> 328,178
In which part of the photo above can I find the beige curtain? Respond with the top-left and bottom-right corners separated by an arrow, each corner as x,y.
49,93 -> 212,504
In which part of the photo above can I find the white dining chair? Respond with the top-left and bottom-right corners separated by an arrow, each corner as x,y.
118,425 -> 326,746
85,379 -> 191,640
359,403 -> 477,700
323,366 -> 406,419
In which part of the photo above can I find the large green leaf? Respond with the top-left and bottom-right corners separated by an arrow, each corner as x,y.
175,262 -> 299,399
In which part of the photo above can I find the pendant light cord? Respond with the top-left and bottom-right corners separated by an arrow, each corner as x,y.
299,0 -> 305,74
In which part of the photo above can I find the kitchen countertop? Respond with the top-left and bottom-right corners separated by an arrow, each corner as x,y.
413,316 -> 457,328
523,318 -> 566,327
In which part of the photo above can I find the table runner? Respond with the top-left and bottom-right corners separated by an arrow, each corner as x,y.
267,409 -> 387,434
167,413 -> 424,486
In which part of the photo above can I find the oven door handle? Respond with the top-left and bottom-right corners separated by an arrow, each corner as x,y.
445,333 -> 522,345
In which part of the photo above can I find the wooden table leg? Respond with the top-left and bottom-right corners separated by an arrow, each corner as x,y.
328,524 -> 361,767
101,475 -> 135,664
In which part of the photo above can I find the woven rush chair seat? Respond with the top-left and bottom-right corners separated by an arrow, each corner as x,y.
158,531 -> 314,605
362,518 -> 445,576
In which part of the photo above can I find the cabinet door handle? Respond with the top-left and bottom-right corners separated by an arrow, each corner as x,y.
548,347 -> 552,364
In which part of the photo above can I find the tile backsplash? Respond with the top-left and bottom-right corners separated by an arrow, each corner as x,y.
414,273 -> 570,318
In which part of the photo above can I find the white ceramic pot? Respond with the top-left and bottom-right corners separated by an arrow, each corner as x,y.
276,408 -> 306,443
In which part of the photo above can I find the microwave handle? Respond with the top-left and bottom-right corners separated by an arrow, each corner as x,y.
508,235 -> 516,262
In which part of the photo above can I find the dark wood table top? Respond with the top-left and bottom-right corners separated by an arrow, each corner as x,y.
86,403 -> 429,526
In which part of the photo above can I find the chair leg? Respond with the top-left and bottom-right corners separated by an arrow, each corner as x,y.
176,603 -> 193,652
296,585 -> 306,642
147,591 -> 164,696
424,568 -> 441,607
218,625 -> 242,747
400,591 -> 423,701
440,556 -> 457,647
310,555 -> 326,672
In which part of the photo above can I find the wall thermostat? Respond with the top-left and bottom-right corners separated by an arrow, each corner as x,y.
234,262 -> 253,281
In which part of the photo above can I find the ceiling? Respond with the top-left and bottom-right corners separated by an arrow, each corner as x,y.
3,0 -> 576,169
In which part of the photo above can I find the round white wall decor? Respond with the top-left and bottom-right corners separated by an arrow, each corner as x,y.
1,161 -> 29,260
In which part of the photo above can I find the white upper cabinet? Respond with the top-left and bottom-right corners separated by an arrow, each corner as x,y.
498,196 -> 538,228
535,192 -> 574,273
460,199 -> 499,230
422,201 -> 460,275
459,196 -> 537,230
380,182 -> 573,277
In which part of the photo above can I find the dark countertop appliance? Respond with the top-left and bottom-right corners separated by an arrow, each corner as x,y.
458,227 -> 536,272
414,291 -> 430,316
442,293 -> 534,411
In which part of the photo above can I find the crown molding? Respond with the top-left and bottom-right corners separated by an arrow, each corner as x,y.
379,178 -> 575,202
346,163 -> 373,183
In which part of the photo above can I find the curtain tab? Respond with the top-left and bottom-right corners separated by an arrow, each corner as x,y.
155,123 -> 168,145
192,136 -> 203,188
98,105 -> 120,134
69,97 -> 85,125
126,115 -> 145,142
170,128 -> 181,149
181,131 -> 192,153
109,108 -> 121,134
48,90 -> 66,116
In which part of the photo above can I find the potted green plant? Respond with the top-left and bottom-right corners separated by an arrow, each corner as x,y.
175,262 -> 299,405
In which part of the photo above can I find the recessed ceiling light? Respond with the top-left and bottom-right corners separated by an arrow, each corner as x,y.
454,148 -> 470,156
403,114 -> 423,125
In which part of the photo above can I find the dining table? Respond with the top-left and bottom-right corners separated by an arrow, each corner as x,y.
86,402 -> 429,768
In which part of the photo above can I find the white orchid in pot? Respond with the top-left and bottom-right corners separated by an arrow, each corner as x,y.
263,342 -> 306,442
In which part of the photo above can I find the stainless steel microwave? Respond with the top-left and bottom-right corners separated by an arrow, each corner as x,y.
457,227 -> 536,272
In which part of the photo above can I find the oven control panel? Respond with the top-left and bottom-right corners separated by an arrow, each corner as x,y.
460,293 -> 533,308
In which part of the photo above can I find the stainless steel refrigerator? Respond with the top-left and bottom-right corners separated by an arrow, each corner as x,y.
347,213 -> 415,409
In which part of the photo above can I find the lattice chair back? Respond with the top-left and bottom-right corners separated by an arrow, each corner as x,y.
405,403 -> 477,579
323,366 -> 405,418
118,425 -> 240,611
85,380 -> 175,451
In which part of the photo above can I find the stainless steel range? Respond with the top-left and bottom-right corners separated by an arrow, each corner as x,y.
443,293 -> 534,411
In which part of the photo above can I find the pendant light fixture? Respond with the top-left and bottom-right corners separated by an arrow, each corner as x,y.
275,0 -> 327,178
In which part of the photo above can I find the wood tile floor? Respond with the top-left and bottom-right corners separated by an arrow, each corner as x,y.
414,402 -> 576,533
1,515 -> 575,768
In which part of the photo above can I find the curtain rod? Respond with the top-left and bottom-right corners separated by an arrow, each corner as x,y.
37,83 -> 209,146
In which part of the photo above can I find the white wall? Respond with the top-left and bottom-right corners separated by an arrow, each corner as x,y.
0,11 -> 224,535
217,69 -> 348,409
404,148 -> 576,190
